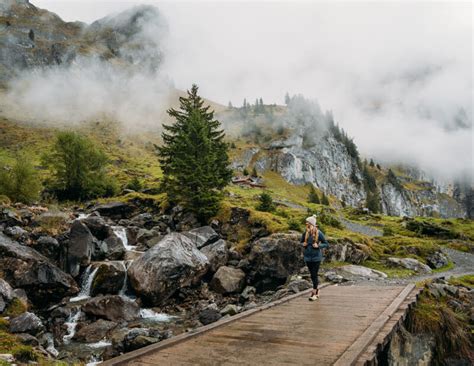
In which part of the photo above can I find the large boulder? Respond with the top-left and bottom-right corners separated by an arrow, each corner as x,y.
183,226 -> 219,249
65,220 -> 94,277
73,319 -> 117,343
103,234 -> 126,260
128,233 -> 209,305
338,265 -> 387,280
200,239 -> 228,273
91,202 -> 135,219
387,257 -> 432,274
0,278 -> 14,313
81,216 -> 111,240
90,262 -> 126,296
0,233 -> 78,308
325,239 -> 369,264
247,233 -> 304,292
82,295 -> 140,322
9,312 -> 44,335
210,266 -> 246,294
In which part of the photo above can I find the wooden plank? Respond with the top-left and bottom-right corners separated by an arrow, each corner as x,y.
102,283 -> 330,366
333,284 -> 415,366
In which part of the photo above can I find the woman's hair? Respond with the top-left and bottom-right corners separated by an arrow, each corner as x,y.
304,225 -> 319,245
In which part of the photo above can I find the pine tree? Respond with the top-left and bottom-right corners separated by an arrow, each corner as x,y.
243,99 -> 247,108
228,101 -> 233,109
257,192 -> 275,212
259,98 -> 264,110
158,84 -> 232,223
321,192 -> 330,206
308,185 -> 320,204
366,191 -> 380,213
284,92 -> 290,105
369,159 -> 375,167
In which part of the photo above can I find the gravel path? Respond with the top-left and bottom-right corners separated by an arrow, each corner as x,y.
339,217 -> 383,237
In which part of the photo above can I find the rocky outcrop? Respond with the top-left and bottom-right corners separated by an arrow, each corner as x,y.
337,265 -> 387,280
91,202 -> 135,220
128,233 -> 209,305
387,257 -> 432,274
82,295 -> 140,322
210,266 -> 246,294
0,233 -> 78,307
247,233 -> 304,292
64,220 -> 94,277
426,251 -> 449,269
34,236 -> 60,263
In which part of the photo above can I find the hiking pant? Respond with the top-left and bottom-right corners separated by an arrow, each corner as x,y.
306,261 -> 320,289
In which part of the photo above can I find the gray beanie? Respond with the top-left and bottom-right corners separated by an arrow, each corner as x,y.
306,215 -> 317,227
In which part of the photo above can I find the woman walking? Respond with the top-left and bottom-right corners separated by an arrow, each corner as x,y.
301,215 -> 329,301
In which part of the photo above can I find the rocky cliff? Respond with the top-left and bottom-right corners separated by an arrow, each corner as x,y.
0,0 -> 164,85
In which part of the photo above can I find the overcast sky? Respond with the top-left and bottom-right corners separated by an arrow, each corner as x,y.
28,1 -> 474,179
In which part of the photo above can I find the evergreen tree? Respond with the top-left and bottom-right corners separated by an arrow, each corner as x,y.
158,84 -> 232,223
43,132 -> 117,201
243,99 -> 247,108
284,92 -> 290,105
366,191 -> 381,213
369,159 -> 375,167
308,185 -> 320,204
362,165 -> 377,192
387,169 -> 403,192
256,192 -> 275,212
0,154 -> 41,204
228,101 -> 233,109
259,98 -> 264,110
321,192 -> 330,206
243,168 -> 249,176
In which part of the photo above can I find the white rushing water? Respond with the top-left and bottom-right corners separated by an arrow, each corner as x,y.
86,355 -> 102,366
118,260 -> 136,299
63,309 -> 82,344
77,213 -> 90,220
87,340 -> 112,349
44,333 -> 59,357
70,266 -> 99,302
112,226 -> 136,251
140,309 -> 175,322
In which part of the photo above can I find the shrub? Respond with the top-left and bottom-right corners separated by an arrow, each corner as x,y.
0,154 -> 41,204
308,185 -> 320,204
383,227 -> 394,236
288,218 -> 302,231
126,176 -> 142,191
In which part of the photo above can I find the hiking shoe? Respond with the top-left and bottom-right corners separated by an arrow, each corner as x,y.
309,294 -> 318,301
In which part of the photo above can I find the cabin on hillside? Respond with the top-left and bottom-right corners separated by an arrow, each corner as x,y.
231,175 -> 266,188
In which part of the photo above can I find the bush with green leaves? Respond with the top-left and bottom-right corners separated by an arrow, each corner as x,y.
256,192 -> 275,212
0,154 -> 41,204
308,185 -> 320,204
43,131 -> 118,201
126,176 -> 143,191
321,192 -> 330,206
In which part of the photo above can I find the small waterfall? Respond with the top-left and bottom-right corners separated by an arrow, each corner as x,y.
63,309 -> 82,344
70,265 -> 99,302
77,213 -> 90,220
112,226 -> 136,251
119,260 -> 135,299
86,355 -> 102,366
44,333 -> 59,357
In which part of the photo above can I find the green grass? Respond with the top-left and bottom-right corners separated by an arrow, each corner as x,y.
448,274 -> 474,289
362,259 -> 415,278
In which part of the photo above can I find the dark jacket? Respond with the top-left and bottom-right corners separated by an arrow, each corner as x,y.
300,229 -> 329,262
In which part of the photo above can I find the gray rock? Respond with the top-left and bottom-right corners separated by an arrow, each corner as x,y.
200,239 -> 228,273
324,271 -> 345,283
0,233 -> 78,308
4,226 -> 28,240
0,297 -> 5,313
66,220 -> 94,277
210,266 -> 246,294
387,257 -> 432,274
83,295 -> 140,322
16,333 -> 39,346
240,286 -> 256,303
128,233 -> 209,305
9,312 -> 44,335
426,251 -> 449,269
247,233 -> 304,292
35,236 -> 60,262
91,202 -> 134,219
287,279 -> 312,293
103,235 -> 126,260
325,239 -> 369,264
0,278 -> 14,302
126,335 -> 160,350
338,265 -> 387,279
73,319 -> 117,342
90,261 -> 126,296
220,304 -> 239,316
81,216 -> 111,240
198,308 -> 222,325
183,226 -> 219,249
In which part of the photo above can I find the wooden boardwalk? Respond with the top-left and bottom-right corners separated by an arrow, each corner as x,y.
103,284 -> 417,366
